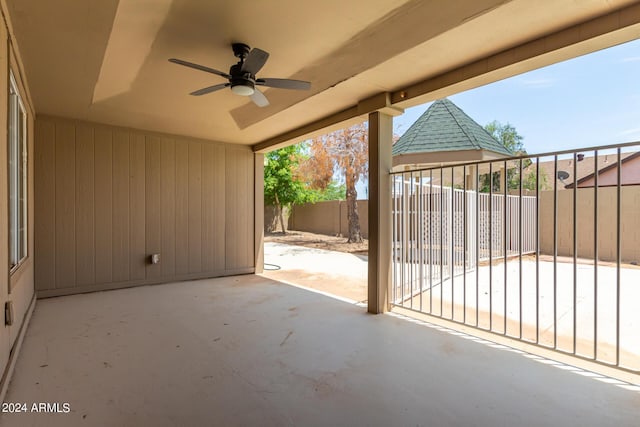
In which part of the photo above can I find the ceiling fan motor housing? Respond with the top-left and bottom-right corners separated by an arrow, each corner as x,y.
229,63 -> 255,95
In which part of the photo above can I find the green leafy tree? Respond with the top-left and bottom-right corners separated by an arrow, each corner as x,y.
481,121 -> 546,192
522,167 -> 550,191
315,180 -> 346,201
264,145 -> 316,234
485,121 -> 525,153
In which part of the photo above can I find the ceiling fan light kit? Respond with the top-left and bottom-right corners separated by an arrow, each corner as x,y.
169,43 -> 311,107
230,83 -> 254,96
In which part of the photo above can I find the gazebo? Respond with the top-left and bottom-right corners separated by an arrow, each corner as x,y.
392,98 -> 513,189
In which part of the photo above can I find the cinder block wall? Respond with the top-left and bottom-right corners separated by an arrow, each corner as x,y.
539,186 -> 640,263
264,205 -> 290,233
289,200 -> 368,238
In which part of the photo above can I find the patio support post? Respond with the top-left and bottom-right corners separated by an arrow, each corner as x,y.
254,153 -> 265,274
368,111 -> 393,314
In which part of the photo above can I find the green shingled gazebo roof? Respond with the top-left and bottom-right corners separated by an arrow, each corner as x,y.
393,99 -> 513,167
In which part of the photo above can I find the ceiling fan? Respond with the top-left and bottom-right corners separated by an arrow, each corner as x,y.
169,43 -> 311,107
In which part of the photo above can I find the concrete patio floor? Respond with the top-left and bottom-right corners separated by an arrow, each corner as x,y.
265,241 -> 640,374
2,275 -> 639,426
263,242 -> 368,303
394,258 -> 640,371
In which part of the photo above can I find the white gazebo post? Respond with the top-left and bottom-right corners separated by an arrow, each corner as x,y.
498,166 -> 506,193
466,164 -> 477,191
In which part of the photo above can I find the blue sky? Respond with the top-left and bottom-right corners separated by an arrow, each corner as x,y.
393,38 -> 640,155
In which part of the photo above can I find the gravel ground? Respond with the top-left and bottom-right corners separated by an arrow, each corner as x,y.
264,230 -> 368,255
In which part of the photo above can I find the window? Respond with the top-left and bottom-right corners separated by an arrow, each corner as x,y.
9,72 -> 27,270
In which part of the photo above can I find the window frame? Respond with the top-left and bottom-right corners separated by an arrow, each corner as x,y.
9,71 -> 28,273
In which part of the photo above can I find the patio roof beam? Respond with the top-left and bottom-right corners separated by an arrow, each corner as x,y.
252,93 -> 402,153
252,106 -> 363,153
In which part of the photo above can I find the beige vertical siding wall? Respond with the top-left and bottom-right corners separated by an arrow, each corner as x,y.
289,200 -> 369,238
0,4 -> 36,397
35,116 -> 255,298
539,186 -> 640,263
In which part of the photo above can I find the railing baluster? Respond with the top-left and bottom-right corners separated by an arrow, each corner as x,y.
451,167 -> 455,320
535,157 -> 540,344
419,171 -> 424,312
616,148 -> 622,367
504,160 -> 508,335
476,165 -> 480,328
573,152 -> 578,355
429,170 -> 433,315
489,163 -> 493,331
463,165 -> 467,325
440,168 -> 444,317
392,176 -> 396,304
402,173 -> 406,305
519,158 -> 523,340
593,150 -> 598,361
410,172 -> 414,309
553,156 -> 558,349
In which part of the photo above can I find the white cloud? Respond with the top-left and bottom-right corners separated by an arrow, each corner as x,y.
621,56 -> 640,63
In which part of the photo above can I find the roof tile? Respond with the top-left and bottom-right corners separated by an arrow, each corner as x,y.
393,98 -> 513,157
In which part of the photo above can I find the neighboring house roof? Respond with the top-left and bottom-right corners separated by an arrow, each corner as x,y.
393,98 -> 513,168
525,152 -> 637,189
565,151 -> 640,188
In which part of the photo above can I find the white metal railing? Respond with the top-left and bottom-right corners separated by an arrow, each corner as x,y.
390,142 -> 640,374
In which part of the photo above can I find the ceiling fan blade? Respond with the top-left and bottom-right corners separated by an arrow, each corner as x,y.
257,78 -> 311,90
189,83 -> 230,96
169,58 -> 231,79
250,88 -> 269,107
241,48 -> 269,75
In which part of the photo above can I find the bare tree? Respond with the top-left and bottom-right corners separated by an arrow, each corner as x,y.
302,123 -> 368,243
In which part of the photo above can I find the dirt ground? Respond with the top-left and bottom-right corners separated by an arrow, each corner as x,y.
265,230 -> 368,255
